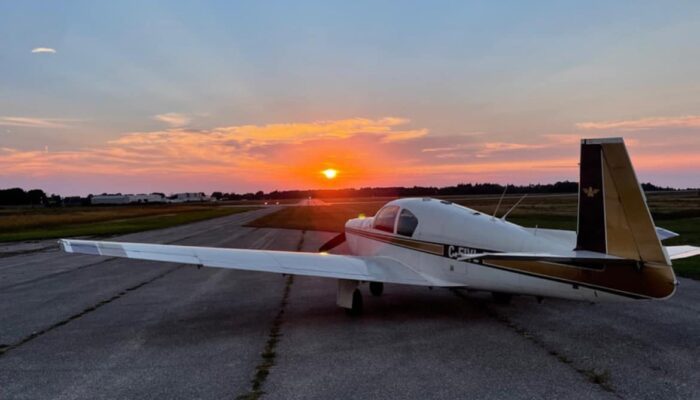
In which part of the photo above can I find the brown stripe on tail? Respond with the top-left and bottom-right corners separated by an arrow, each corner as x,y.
577,142 -> 606,253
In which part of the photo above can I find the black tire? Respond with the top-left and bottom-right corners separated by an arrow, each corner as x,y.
369,282 -> 384,296
492,292 -> 513,305
345,289 -> 363,316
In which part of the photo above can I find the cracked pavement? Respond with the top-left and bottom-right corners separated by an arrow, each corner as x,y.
1,208 -> 699,399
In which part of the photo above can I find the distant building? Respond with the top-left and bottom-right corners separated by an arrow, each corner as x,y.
167,192 -> 209,203
91,193 -> 166,205
91,194 -> 130,205
62,196 -> 89,207
129,193 -> 166,204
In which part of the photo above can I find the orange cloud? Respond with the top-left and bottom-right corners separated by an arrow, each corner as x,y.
216,117 -> 426,143
0,118 -> 425,186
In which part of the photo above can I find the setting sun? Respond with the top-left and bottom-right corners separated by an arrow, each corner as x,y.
322,168 -> 338,180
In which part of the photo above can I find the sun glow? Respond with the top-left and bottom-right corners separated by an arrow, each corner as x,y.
322,168 -> 338,179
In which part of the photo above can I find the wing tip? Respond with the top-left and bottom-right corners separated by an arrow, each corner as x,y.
667,245 -> 700,260
57,239 -> 71,253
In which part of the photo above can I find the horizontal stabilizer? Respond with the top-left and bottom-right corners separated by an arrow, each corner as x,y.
665,246 -> 700,260
457,250 -> 629,265
656,227 -> 679,241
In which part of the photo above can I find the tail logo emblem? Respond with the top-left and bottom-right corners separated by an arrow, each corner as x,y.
583,186 -> 600,198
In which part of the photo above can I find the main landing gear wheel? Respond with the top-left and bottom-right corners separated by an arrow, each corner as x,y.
492,292 -> 513,305
345,289 -> 363,316
369,282 -> 384,296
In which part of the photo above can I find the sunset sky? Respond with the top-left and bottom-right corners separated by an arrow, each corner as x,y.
1,1 -> 699,195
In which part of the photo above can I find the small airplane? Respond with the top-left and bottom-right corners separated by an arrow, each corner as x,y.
59,138 -> 700,314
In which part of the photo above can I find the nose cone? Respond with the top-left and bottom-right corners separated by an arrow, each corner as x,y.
346,216 -> 372,230
345,218 -> 361,229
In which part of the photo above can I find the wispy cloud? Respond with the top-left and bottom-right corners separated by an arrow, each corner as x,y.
153,113 -> 192,127
481,142 -> 546,152
541,134 -> 582,145
576,115 -> 700,131
422,141 -> 545,156
0,117 -> 427,179
31,47 -> 56,54
380,128 -> 427,142
0,117 -> 78,128
422,145 -> 469,153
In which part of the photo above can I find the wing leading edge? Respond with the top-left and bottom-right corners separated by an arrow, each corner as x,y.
58,239 -> 460,287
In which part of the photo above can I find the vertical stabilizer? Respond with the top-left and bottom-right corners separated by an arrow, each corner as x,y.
576,138 -> 670,265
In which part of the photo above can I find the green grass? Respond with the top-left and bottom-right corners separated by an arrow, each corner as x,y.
246,192 -> 700,279
0,206 -> 259,242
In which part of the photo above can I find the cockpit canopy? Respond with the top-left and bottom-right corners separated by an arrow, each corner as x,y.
372,206 -> 419,237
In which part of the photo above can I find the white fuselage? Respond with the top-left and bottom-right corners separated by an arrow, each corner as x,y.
345,198 -> 631,302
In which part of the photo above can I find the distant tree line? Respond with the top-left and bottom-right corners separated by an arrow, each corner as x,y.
211,181 -> 684,201
0,182 -> 689,206
0,188 -> 48,206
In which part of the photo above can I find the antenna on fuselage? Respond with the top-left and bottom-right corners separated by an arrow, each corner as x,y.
501,193 -> 528,221
492,186 -> 508,220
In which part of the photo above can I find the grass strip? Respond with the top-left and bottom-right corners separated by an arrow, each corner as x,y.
0,207 -> 259,242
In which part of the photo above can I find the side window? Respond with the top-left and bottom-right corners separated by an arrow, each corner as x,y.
373,206 -> 399,233
396,209 -> 419,237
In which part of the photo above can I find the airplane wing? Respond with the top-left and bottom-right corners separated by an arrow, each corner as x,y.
58,239 -> 460,287
665,245 -> 700,260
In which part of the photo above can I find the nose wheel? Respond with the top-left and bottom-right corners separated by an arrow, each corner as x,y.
369,282 -> 384,296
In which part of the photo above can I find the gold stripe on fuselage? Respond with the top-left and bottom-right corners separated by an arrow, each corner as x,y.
346,227 -> 444,256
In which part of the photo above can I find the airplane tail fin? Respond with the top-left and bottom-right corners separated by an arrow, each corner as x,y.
576,138 -> 670,266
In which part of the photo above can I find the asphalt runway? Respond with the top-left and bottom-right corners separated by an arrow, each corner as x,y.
1,207 -> 699,399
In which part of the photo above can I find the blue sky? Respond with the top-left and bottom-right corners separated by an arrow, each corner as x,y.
1,1 -> 699,194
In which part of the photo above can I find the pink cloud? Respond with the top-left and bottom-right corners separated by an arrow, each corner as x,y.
576,115 -> 700,131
